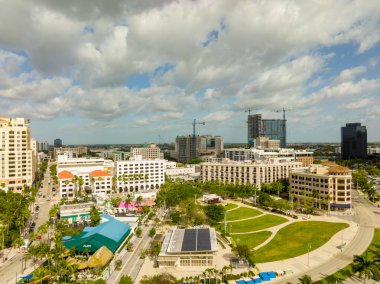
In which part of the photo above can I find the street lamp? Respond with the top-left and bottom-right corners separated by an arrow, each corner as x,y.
307,243 -> 311,266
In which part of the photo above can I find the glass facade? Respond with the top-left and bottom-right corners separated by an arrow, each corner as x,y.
247,114 -> 286,147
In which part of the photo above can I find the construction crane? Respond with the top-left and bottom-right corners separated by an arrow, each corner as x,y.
245,107 -> 260,116
273,107 -> 293,147
192,119 -> 205,158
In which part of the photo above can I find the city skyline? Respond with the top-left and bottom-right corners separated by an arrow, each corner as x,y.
0,1 -> 380,144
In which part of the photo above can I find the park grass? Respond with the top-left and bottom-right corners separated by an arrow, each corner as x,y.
231,231 -> 272,250
254,221 -> 350,263
229,214 -> 288,233
224,203 -> 239,211
315,228 -> 380,284
226,207 -> 263,221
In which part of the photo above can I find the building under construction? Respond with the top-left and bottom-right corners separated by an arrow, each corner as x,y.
247,114 -> 286,147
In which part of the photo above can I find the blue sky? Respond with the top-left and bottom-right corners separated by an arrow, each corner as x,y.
0,0 -> 380,144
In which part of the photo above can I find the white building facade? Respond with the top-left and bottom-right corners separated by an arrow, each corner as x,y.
200,158 -> 302,186
115,156 -> 164,193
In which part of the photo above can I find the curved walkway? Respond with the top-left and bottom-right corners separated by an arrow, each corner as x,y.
256,191 -> 375,283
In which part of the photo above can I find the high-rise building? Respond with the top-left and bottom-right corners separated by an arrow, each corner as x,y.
0,117 -> 35,192
175,135 -> 224,163
175,135 -> 201,163
54,138 -> 62,147
37,141 -> 49,152
341,123 -> 367,160
247,114 -> 286,147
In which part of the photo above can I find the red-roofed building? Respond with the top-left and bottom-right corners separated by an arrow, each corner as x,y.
58,170 -> 74,180
90,170 -> 113,195
58,170 -> 76,199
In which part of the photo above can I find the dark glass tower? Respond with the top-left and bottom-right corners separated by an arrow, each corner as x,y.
341,123 -> 367,160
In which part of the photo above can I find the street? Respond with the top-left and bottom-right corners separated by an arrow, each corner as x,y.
0,163 -> 56,283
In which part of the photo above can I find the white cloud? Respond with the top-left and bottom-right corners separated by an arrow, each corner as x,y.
333,66 -> 367,84
343,98 -> 371,109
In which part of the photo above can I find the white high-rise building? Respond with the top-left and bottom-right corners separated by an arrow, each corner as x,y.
115,155 -> 164,193
0,117 -> 35,192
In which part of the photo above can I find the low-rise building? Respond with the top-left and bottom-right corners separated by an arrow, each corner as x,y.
158,228 -> 218,267
131,144 -> 164,160
200,158 -> 302,187
59,202 -> 100,223
289,162 -> 352,211
224,148 -> 313,166
53,146 -> 88,159
164,161 -> 196,177
57,156 -> 114,199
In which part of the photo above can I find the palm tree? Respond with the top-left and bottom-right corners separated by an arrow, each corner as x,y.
298,274 -> 312,284
125,196 -> 133,212
352,253 -> 380,284
136,195 -> 143,207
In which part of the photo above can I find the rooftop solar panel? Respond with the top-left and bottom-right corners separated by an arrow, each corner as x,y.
181,229 -> 197,251
197,228 -> 211,251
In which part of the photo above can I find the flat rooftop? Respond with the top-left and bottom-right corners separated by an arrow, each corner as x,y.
161,228 -> 217,255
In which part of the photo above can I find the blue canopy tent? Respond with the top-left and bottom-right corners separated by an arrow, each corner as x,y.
20,274 -> 33,280
259,272 -> 270,282
267,271 -> 277,279
236,280 -> 246,284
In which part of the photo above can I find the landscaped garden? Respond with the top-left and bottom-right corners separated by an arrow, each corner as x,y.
254,221 -> 350,263
229,214 -> 288,233
232,231 -> 272,249
226,207 -> 263,221
224,203 -> 238,211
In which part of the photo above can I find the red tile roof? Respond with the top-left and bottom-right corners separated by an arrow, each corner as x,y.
90,170 -> 112,177
58,170 -> 74,179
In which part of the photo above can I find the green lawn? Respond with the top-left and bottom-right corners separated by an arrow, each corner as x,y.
254,221 -> 350,263
316,228 -> 380,284
226,207 -> 263,221
232,231 -> 272,249
229,214 -> 288,233
224,203 -> 239,211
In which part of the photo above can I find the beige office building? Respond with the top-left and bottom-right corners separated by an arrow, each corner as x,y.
0,117 -> 35,192
289,162 -> 352,210
200,158 -> 302,186
131,144 -> 164,160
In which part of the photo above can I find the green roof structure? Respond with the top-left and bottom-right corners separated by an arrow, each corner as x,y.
63,214 -> 131,253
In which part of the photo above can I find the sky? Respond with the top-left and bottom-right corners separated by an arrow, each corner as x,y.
0,0 -> 380,144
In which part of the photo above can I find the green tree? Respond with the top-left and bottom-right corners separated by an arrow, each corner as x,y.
204,204 -> 225,225
170,211 -> 181,224
90,206 -> 101,226
119,275 -> 133,284
298,274 -> 312,284
148,227 -> 156,237
232,244 -> 254,266
135,227 -> 142,238
352,253 -> 380,284
140,272 -> 178,284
